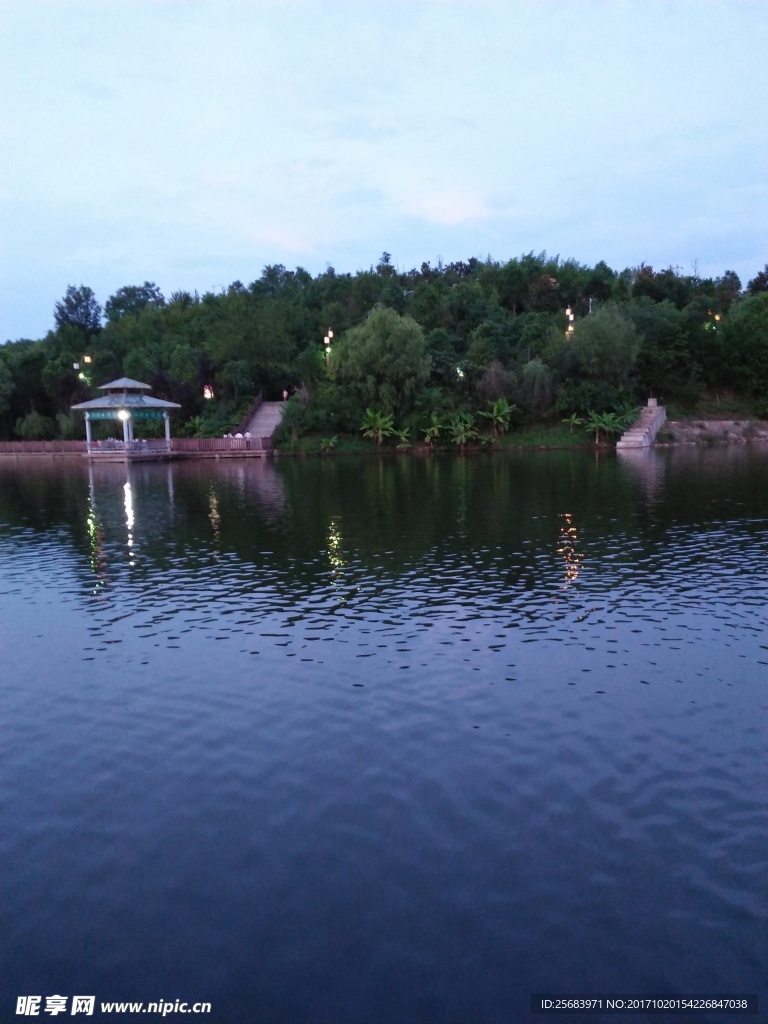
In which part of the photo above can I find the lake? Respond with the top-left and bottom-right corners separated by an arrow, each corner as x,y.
1,448 -> 765,1023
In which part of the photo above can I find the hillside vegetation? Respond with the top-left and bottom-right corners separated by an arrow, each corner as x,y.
2,254 -> 767,444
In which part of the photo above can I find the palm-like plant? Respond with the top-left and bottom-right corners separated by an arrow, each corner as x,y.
562,412 -> 584,433
615,405 -> 639,431
584,410 -> 623,444
479,397 -> 516,438
361,408 -> 394,447
319,435 -> 338,453
599,411 -> 624,437
423,413 -> 444,447
394,428 -> 412,450
585,410 -> 605,444
449,411 -> 478,449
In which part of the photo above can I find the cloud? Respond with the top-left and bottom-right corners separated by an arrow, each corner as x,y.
399,187 -> 492,227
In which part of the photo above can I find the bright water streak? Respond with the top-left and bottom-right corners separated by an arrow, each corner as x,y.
1,449 -> 766,1024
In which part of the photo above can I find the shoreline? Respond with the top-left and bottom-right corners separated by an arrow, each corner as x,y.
1,419 -> 766,461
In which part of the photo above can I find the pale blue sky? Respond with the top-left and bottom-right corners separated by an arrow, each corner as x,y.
1,0 -> 766,341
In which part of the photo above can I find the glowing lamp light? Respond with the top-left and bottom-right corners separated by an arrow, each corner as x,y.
83,355 -> 92,364
323,329 -> 334,369
118,409 -> 131,421
203,385 -> 214,400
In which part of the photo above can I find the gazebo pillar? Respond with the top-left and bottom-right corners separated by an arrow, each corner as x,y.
85,412 -> 92,451
164,411 -> 171,450
122,414 -> 131,445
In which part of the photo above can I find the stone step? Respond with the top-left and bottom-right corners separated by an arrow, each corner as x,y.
617,402 -> 666,449
244,401 -> 285,439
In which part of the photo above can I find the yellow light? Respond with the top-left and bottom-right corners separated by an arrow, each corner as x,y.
83,355 -> 92,364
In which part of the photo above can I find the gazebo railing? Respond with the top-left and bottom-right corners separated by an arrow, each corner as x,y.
171,436 -> 273,453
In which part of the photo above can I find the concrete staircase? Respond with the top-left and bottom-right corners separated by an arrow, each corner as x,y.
616,399 -> 666,449
244,401 -> 285,441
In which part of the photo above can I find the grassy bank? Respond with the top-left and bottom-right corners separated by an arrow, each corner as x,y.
276,422 -> 594,456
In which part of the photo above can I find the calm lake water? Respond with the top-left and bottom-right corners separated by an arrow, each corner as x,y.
1,448 -> 765,1024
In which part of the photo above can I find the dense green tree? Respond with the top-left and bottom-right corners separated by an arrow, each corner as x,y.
746,264 -> 768,296
631,299 -> 698,400
219,360 -> 253,402
722,293 -> 768,395
54,285 -> 102,335
16,410 -> 56,440
569,302 -> 639,385
104,282 -> 165,322
713,270 -> 741,310
584,261 -> 616,303
521,357 -> 553,410
0,359 -> 13,417
334,305 -> 430,419
632,265 -> 693,309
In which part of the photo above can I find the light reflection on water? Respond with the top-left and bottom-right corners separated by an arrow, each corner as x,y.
0,449 -> 766,1024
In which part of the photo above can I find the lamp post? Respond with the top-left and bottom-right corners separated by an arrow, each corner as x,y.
323,329 -> 333,371
117,408 -> 133,445
73,354 -> 93,384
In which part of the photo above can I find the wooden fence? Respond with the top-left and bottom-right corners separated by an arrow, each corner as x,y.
0,440 -> 87,455
0,437 -> 274,457
171,436 -> 273,453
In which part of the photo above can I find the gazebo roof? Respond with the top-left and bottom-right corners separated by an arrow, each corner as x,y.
72,394 -> 181,411
97,377 -> 152,391
72,377 -> 181,411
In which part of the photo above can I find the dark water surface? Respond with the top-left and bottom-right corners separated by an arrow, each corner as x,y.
1,449 -> 765,1024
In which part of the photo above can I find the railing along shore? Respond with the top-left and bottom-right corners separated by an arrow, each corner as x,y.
0,440 -> 87,454
0,437 -> 274,457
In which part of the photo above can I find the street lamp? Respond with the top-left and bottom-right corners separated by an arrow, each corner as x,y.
323,328 -> 334,370
74,354 -> 93,383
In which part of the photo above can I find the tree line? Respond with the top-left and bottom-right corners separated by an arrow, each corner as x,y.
1,252 -> 767,442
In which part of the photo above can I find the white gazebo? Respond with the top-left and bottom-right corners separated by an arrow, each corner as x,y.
72,377 -> 181,460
